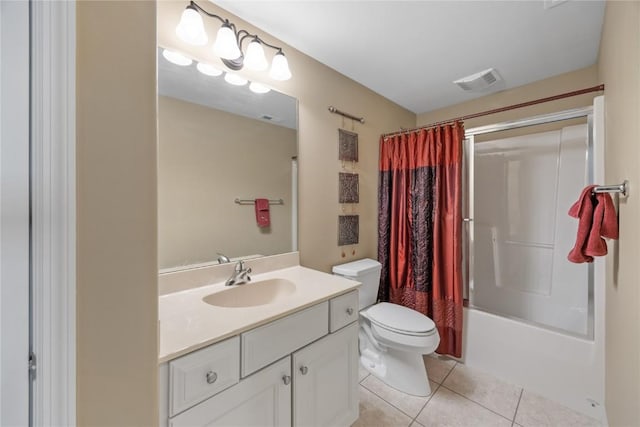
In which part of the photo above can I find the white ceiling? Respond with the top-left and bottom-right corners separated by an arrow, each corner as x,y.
214,0 -> 605,114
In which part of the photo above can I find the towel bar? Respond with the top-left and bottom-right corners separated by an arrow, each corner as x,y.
234,198 -> 284,205
592,180 -> 628,197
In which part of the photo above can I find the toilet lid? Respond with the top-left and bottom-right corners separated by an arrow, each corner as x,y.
366,302 -> 436,334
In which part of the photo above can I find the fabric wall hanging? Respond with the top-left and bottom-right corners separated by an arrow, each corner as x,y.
338,215 -> 359,246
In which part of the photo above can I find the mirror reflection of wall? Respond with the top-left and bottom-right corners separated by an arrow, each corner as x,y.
157,48 -> 298,270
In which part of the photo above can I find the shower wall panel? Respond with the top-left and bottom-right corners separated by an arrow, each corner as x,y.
472,124 -> 590,335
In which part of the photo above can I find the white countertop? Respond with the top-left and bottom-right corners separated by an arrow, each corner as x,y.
159,265 -> 360,363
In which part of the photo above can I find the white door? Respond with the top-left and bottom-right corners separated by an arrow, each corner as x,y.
0,0 -> 31,425
293,322 -> 359,427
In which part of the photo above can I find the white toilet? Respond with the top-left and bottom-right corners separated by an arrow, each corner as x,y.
333,258 -> 440,397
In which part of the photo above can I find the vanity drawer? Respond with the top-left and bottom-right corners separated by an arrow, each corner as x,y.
241,302 -> 328,377
329,290 -> 359,332
169,336 -> 240,416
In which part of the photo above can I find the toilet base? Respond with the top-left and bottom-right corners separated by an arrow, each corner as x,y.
360,344 -> 432,397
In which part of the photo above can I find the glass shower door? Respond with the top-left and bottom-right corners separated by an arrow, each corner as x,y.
468,123 -> 592,337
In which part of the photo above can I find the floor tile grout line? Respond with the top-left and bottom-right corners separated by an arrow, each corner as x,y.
511,388 -> 524,426
408,356 -> 456,424
439,383 -> 516,424
359,372 -> 370,384
359,357 -> 455,426
410,382 -> 440,426
439,360 -> 458,385
360,379 -> 432,421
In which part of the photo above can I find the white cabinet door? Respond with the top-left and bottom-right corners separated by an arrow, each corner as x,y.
293,322 -> 359,427
170,357 -> 291,427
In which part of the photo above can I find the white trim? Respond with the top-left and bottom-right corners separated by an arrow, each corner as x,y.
0,1 -> 31,424
592,95 -> 607,424
465,106 -> 594,136
31,1 -> 76,425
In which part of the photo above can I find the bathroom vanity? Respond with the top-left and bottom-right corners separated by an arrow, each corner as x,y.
158,254 -> 360,427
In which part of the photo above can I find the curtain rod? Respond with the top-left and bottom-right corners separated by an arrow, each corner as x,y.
382,84 -> 605,138
328,106 -> 365,124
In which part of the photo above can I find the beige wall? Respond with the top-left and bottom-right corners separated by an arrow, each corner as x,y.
76,1 -> 158,425
158,1 -> 415,273
158,96 -> 296,268
598,2 -> 640,425
417,66 -> 599,141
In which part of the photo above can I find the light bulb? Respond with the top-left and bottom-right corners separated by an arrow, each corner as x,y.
244,39 -> 268,71
269,51 -> 292,81
213,23 -> 241,60
224,73 -> 248,86
249,82 -> 271,94
162,49 -> 192,66
175,6 -> 208,46
197,62 -> 223,77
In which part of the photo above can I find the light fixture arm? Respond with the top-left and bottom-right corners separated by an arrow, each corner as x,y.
187,0 -> 230,27
238,33 -> 282,53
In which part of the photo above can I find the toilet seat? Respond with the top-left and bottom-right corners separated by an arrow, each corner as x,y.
366,320 -> 439,354
365,302 -> 436,336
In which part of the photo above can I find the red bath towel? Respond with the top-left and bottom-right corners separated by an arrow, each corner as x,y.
585,192 -> 619,257
254,198 -> 271,228
568,185 -> 619,263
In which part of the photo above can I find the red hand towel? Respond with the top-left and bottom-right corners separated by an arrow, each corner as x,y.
567,185 -> 597,263
599,193 -> 619,239
585,192 -> 619,257
254,198 -> 270,228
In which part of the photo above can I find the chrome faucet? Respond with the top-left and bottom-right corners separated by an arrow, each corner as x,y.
225,260 -> 252,286
217,253 -> 231,264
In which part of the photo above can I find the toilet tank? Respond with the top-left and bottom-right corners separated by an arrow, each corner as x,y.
332,258 -> 382,309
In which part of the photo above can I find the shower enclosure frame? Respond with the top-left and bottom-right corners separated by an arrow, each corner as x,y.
463,105 -> 597,340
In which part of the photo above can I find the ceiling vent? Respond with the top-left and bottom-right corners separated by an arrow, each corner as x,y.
259,114 -> 282,123
453,68 -> 502,91
544,0 -> 568,9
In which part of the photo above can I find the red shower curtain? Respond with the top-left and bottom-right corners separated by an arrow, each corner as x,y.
377,122 -> 464,357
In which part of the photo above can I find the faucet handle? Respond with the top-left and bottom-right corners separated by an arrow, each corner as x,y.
217,253 -> 231,264
236,260 -> 245,271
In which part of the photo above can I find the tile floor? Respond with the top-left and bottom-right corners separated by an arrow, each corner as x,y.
352,355 -> 601,427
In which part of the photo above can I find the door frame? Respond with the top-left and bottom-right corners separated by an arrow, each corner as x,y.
0,1 -> 31,424
30,1 -> 76,425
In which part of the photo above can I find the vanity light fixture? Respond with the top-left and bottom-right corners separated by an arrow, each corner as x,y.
249,82 -> 271,94
224,73 -> 248,86
213,22 -> 241,60
244,38 -> 268,71
175,4 -> 208,46
175,1 -> 292,81
269,51 -> 292,81
162,49 -> 193,66
196,62 -> 223,77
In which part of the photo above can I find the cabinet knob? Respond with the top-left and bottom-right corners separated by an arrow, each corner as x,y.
282,375 -> 291,385
346,307 -> 354,316
300,366 -> 308,375
205,371 -> 218,384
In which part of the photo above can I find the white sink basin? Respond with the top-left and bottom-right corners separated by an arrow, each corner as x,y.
202,278 -> 297,308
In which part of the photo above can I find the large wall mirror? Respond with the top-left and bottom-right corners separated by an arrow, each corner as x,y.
158,48 -> 298,270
